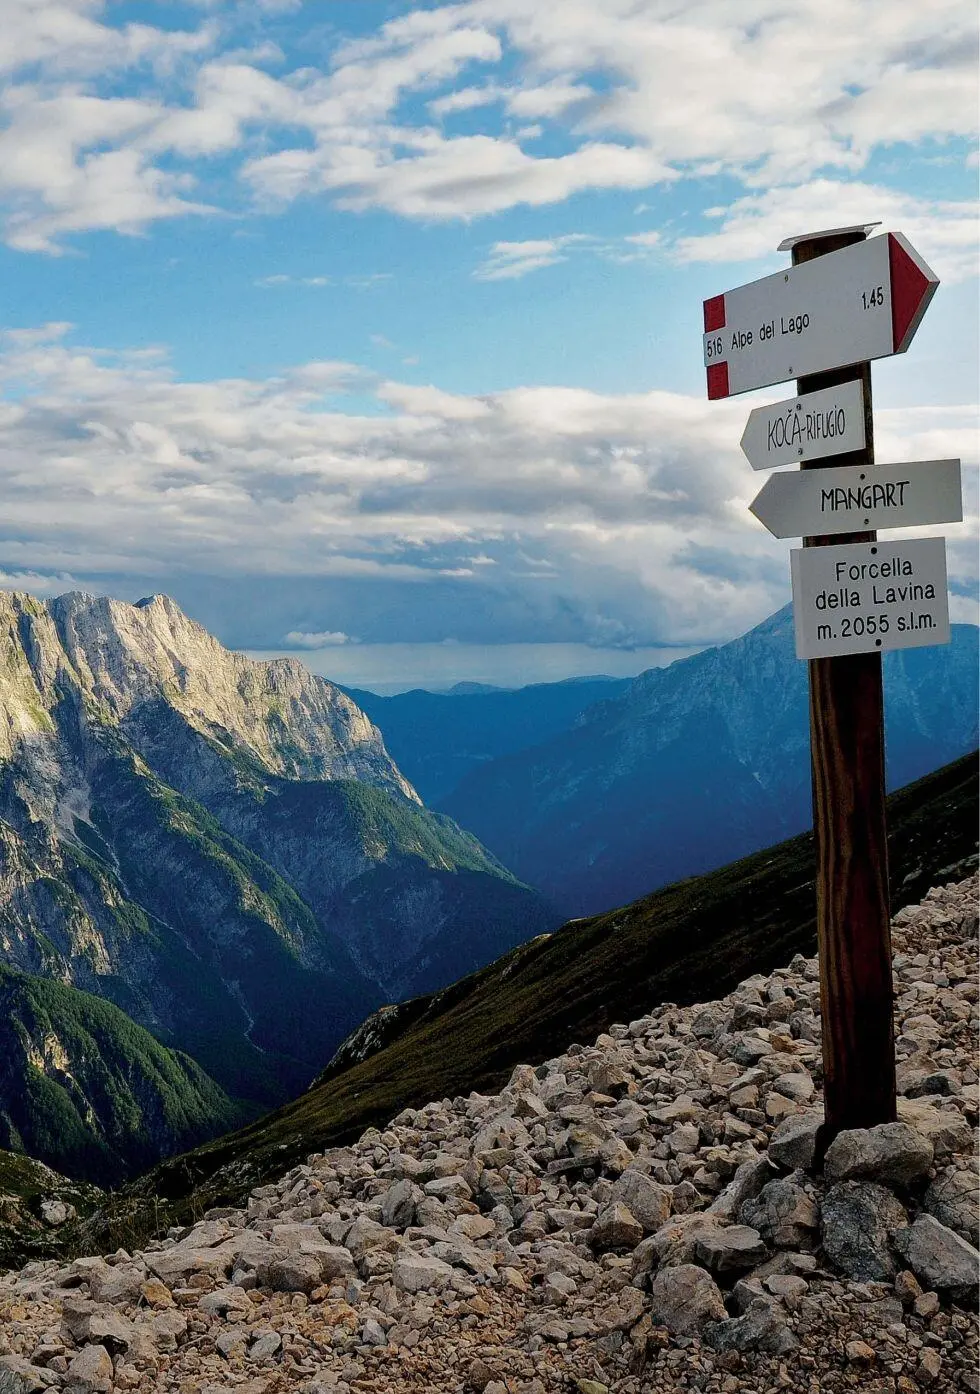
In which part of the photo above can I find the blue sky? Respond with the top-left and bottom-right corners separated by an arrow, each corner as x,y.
1,0 -> 977,688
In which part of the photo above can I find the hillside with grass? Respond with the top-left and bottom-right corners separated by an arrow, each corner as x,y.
0,963 -> 244,1185
79,749 -> 977,1254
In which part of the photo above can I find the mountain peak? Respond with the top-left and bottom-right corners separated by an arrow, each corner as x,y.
0,588 -> 418,799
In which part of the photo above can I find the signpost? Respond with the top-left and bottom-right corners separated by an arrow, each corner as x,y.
790,537 -> 950,659
702,222 -> 958,1152
750,458 -> 963,538
702,231 -> 938,399
740,380 -> 865,470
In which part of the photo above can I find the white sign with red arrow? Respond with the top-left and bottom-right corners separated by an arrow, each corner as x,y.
703,232 -> 938,400
750,458 -> 963,539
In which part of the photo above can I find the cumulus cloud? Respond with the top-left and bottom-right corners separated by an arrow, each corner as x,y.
672,181 -> 979,283
2,0 -> 976,250
0,328 -> 975,649
284,629 -> 356,648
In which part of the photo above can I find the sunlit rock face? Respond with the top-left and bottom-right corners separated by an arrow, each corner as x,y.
0,590 -> 555,1112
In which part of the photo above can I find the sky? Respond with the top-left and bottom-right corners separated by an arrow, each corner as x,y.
1,0 -> 977,690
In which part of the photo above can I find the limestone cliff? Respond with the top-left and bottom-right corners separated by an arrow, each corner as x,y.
0,592 -> 556,1135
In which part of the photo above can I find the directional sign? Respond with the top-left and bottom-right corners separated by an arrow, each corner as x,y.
703,232 -> 938,399
790,537 -> 949,659
751,459 -> 962,539
740,381 -> 866,470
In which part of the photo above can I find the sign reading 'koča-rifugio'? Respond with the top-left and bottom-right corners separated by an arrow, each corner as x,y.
702,232 -> 938,399
740,380 -> 865,471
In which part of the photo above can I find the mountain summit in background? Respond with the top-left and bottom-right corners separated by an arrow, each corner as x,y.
438,607 -> 979,916
0,591 -> 555,1167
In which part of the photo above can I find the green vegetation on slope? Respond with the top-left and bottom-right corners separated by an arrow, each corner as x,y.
0,963 -> 246,1186
271,778 -> 518,879
84,750 -> 977,1251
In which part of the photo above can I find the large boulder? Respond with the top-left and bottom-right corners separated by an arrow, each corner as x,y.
381,1178 -> 421,1230
0,1356 -> 49,1393
820,1181 -> 908,1281
648,1264 -> 726,1336
610,1171 -> 671,1234
588,1202 -> 644,1253
265,1254 -> 322,1294
823,1123 -> 934,1187
65,1345 -> 114,1393
635,1212 -> 729,1273
392,1250 -> 454,1294
693,1224 -> 768,1276
741,1177 -> 819,1249
893,1215 -> 980,1305
707,1158 -> 773,1222
924,1167 -> 980,1248
767,1112 -> 821,1172
896,1100 -> 972,1159
703,1297 -> 797,1355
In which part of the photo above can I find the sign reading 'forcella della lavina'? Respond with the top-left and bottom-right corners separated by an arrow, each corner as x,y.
790,537 -> 950,659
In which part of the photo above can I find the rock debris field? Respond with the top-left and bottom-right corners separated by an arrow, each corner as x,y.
1,877 -> 978,1394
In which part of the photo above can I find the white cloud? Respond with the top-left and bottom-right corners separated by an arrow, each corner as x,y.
255,273 -> 333,288
474,235 -> 590,280
2,1 -> 976,249
0,329 -> 974,647
284,629 -> 355,647
671,180 -> 979,282
428,84 -> 504,117
0,567 -> 88,597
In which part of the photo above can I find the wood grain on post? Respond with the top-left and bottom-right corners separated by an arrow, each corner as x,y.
792,230 -> 897,1152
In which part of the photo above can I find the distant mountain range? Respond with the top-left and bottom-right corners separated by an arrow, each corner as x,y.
437,608 -> 979,916
0,591 -> 554,1178
0,589 -> 974,1189
345,674 -> 629,803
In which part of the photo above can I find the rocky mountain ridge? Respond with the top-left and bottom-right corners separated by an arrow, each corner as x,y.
440,608 -> 979,916
1,591 -> 414,797
0,876 -> 976,1394
0,591 -> 555,1141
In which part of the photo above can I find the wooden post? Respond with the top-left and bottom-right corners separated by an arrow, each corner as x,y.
791,229 -> 897,1153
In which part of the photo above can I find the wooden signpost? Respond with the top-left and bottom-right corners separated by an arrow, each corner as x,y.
703,223 -> 956,1149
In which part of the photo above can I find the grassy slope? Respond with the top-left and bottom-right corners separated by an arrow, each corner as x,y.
0,962 -> 245,1186
92,750 -> 976,1243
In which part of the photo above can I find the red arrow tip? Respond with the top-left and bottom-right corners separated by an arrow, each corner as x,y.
889,232 -> 937,354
